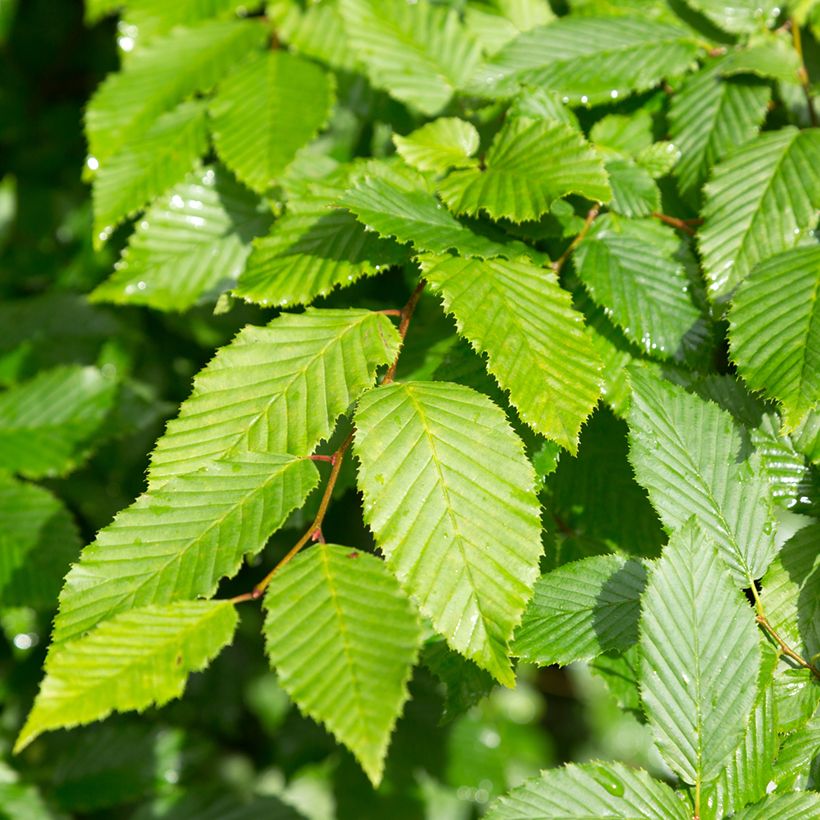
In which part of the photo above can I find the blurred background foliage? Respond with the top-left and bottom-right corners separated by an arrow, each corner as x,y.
0,2 -> 679,817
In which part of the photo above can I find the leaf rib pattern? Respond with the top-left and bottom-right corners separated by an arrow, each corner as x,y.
729,246 -> 820,431
264,544 -> 421,786
354,381 -> 543,685
698,127 -> 820,302
52,453 -> 319,645
148,309 -> 401,486
669,62 -> 770,200
628,369 -> 777,583
470,16 -> 700,104
422,255 -> 602,452
438,118 -> 610,223
16,602 -> 238,752
484,761 -> 690,819
513,555 -> 647,666
639,521 -> 760,785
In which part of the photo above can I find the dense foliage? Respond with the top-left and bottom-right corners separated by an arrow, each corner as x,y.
1,0 -> 819,817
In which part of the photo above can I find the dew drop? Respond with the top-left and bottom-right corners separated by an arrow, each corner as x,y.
86,156 -> 99,171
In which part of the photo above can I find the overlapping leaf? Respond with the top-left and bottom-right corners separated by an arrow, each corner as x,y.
92,100 -> 207,241
687,0 -> 781,33
628,369 -> 778,583
437,118 -> 610,223
669,62 -> 770,200
513,555 -> 647,666
16,602 -> 238,751
122,0 -> 253,46
393,118 -> 479,174
484,762 -> 689,820
733,793 -> 820,820
0,474 -> 81,608
422,254 -> 602,452
729,245 -> 820,431
338,0 -> 481,115
574,215 -> 706,360
148,309 -> 400,486
604,160 -> 660,217
264,544 -> 421,785
86,19 -> 266,163
0,365 -> 118,479
470,16 -> 700,104
339,176 -> 537,260
698,127 -> 820,302
464,0 -> 554,56
92,166 -> 273,311
354,381 -> 543,685
52,452 -> 318,645
210,51 -> 334,193
234,168 -> 408,307
639,521 -> 760,785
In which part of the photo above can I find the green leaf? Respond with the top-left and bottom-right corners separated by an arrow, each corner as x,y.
698,649 -> 779,819
484,762 -> 689,820
719,40 -> 802,83
549,406 -> 665,554
687,0 -> 780,33
470,16 -> 700,104
0,365 -> 117,479
437,118 -> 610,223
698,127 -> 820,302
774,711 -> 820,785
508,86 -> 580,129
636,141 -> 680,179
733,793 -> 820,820
604,160 -> 660,217
639,521 -> 761,785
86,20 -> 266,163
338,175 -> 538,261
338,0 -> 481,116
591,111 -> 653,157
0,474 -> 81,609
353,381 -> 543,685
628,369 -> 778,583
263,544 -> 421,786
52,453 -> 318,645
393,118 -> 480,174
728,245 -> 820,431
465,0 -> 554,56
234,167 -> 408,308
91,166 -> 273,312
513,555 -> 647,666
574,215 -> 706,360
760,523 -> 820,661
669,63 -> 770,200
267,0 -> 357,72
422,254 -> 602,452
148,308 -> 400,486
210,51 -> 334,193
122,0 -> 255,46
421,638 -> 495,723
16,601 -> 238,752
92,101 -> 207,242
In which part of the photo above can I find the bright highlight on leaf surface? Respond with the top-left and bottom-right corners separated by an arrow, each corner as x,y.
264,544 -> 421,786
437,118 -> 611,223
354,381 -> 542,686
729,245 -> 820,431
16,602 -> 238,752
91,165 -> 273,312
423,254 -> 602,452
639,521 -> 760,786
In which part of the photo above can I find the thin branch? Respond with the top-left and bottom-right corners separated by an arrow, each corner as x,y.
792,19 -> 818,127
749,582 -> 820,679
381,279 -> 426,386
652,212 -> 701,235
551,204 -> 600,275
231,282 -> 427,606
